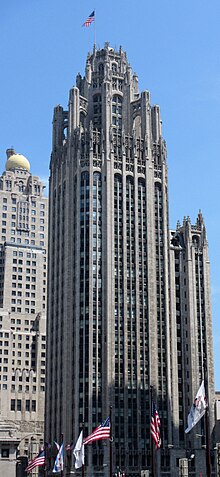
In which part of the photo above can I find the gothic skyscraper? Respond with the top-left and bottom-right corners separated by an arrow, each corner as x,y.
45,43 -> 215,477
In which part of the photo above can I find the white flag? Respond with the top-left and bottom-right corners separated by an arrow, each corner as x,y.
73,431 -> 85,469
185,381 -> 207,433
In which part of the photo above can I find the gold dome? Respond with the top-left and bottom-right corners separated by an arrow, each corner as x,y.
6,152 -> 30,172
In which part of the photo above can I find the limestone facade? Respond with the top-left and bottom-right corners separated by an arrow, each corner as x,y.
0,149 -> 48,476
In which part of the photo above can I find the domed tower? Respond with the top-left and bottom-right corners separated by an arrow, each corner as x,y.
5,148 -> 30,172
0,148 -> 48,461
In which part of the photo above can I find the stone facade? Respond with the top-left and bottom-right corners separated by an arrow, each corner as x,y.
45,44 -> 215,477
0,149 -> 48,476
169,214 -> 216,475
0,425 -> 20,477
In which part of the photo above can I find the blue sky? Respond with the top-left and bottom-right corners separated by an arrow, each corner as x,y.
0,0 -> 220,387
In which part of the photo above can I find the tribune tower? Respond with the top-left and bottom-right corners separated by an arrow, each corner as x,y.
45,44 -> 215,477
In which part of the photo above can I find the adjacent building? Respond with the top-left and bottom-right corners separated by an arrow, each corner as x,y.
45,43 -> 215,477
0,149 -> 48,475
169,215 -> 215,472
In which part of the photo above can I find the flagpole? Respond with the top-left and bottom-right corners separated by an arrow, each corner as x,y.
109,406 -> 113,477
61,433 -> 64,477
44,444 -> 46,477
204,359 -> 211,477
82,421 -> 85,477
150,386 -> 155,477
94,8 -> 96,49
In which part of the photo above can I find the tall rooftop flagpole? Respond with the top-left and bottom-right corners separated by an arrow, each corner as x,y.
94,9 -> 96,49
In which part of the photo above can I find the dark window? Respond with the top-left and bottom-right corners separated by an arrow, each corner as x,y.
17,399 -> 22,411
11,399 -> 15,411
1,449 -> 9,458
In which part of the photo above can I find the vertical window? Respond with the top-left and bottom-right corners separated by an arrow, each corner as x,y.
11,399 -> 15,411
112,95 -> 122,130
93,94 -> 102,130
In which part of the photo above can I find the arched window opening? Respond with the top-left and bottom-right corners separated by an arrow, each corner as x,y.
192,235 -> 200,246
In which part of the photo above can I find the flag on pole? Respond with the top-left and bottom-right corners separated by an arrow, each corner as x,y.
73,430 -> 85,469
151,401 -> 161,449
25,450 -> 45,473
83,417 -> 110,445
185,381 -> 207,433
82,11 -> 95,27
65,442 -> 74,451
53,443 -> 64,473
44,441 -> 52,449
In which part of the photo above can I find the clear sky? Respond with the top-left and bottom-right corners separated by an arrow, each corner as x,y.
0,0 -> 220,387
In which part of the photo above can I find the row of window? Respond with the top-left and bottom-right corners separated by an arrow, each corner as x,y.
12,251 -> 41,258
12,281 -> 46,288
2,213 -> 45,223
11,307 -> 37,314
6,229 -> 45,237
1,197 -> 45,206
11,399 -> 36,411
1,202 -> 45,211
1,237 -> 45,246
11,384 -> 38,393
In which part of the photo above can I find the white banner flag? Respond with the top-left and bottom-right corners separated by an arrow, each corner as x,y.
185,381 -> 207,433
73,431 -> 85,469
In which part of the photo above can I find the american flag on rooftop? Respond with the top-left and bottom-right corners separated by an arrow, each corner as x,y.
150,401 -> 161,449
82,11 -> 95,27
83,417 -> 110,445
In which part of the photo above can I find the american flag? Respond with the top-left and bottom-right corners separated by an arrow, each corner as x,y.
83,417 -> 110,445
25,450 -> 45,473
150,401 -> 161,449
82,10 -> 95,27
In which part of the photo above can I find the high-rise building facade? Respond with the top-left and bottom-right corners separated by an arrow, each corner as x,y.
0,149 -> 48,475
169,215 -> 215,472
45,44 -> 215,477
